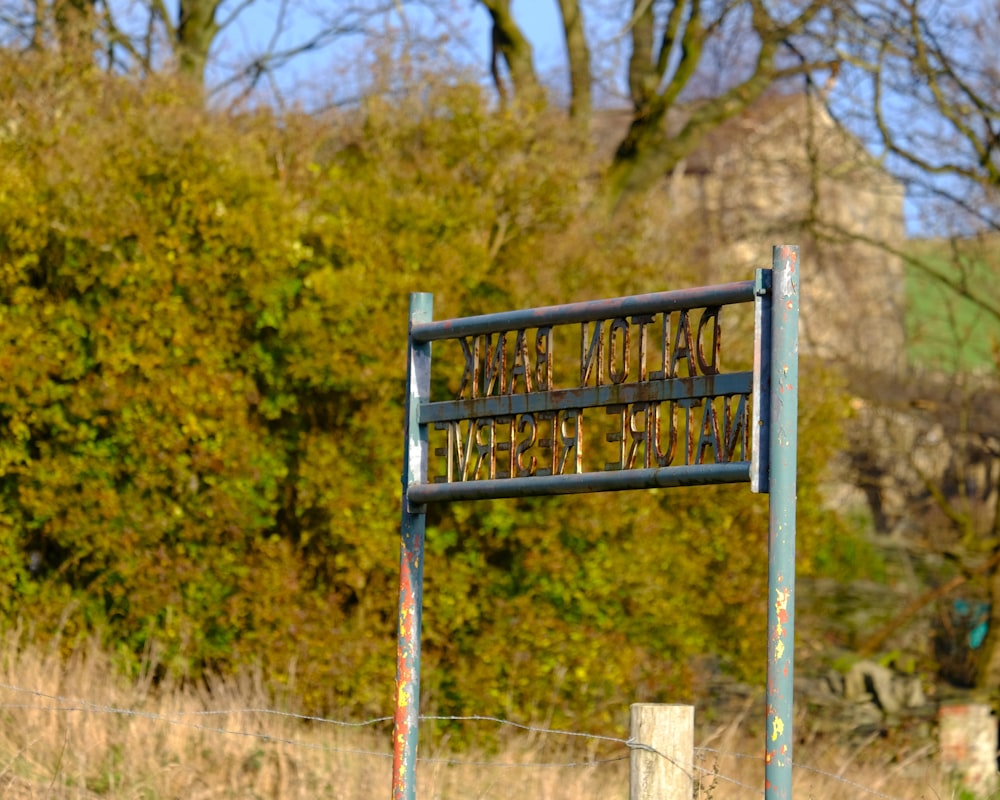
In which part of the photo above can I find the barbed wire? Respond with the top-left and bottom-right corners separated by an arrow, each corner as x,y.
0,681 -> 393,760
792,761 -> 921,800
419,714 -> 627,746
178,708 -> 395,726
0,679 -> 944,799
691,760 -> 765,797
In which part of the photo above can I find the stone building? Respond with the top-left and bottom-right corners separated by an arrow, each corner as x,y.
666,94 -> 999,553
597,92 -> 908,374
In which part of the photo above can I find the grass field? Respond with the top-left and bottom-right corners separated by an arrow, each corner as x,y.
0,634 -> 959,799
904,236 -> 1000,374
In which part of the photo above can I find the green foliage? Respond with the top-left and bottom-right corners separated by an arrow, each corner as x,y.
904,237 -> 1000,373
0,49 -> 858,731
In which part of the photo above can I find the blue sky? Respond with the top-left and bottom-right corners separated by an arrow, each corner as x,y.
510,0 -> 565,74
204,1 -> 628,110
203,1 -> 571,106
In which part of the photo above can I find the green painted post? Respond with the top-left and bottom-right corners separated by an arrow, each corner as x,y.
765,246 -> 799,800
393,293 -> 433,800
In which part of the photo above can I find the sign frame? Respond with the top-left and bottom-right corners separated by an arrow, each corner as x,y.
393,245 -> 799,800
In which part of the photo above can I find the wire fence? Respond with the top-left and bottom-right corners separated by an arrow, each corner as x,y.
0,677 -> 950,800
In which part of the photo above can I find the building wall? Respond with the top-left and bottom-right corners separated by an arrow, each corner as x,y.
664,94 -> 907,374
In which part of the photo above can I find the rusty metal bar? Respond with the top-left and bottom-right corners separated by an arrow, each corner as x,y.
410,280 -> 756,343
393,293 -> 433,800
765,247 -> 799,800
407,461 -> 751,504
419,372 -> 753,424
751,269 -> 772,494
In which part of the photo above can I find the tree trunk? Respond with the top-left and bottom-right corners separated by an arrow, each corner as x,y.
479,0 -> 539,103
555,0 -> 591,123
53,0 -> 97,59
177,0 -> 219,83
605,69 -> 776,209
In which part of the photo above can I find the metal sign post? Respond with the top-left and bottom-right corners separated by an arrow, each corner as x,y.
393,293 -> 432,800
393,247 -> 799,800
765,245 -> 800,800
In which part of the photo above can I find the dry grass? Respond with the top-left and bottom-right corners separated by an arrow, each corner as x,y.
0,636 -> 959,799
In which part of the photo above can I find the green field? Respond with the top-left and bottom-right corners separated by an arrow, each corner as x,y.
904,236 -> 1000,373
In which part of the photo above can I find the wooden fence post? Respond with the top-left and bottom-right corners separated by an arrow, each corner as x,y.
629,703 -> 694,800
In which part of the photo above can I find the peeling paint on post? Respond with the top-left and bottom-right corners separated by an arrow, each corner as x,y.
765,246 -> 799,800
393,293 -> 433,800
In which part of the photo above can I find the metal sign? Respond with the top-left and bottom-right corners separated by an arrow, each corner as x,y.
394,246 -> 800,800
